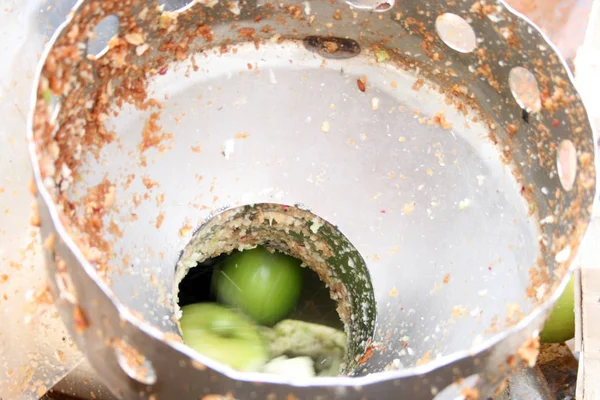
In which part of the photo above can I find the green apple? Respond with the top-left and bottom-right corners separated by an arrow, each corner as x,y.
179,303 -> 268,371
540,274 -> 575,343
213,247 -> 303,326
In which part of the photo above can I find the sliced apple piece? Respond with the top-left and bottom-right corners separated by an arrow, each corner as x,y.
180,303 -> 268,372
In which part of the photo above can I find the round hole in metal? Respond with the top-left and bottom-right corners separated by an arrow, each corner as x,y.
345,0 -> 395,13
509,67 -> 542,113
112,338 -> 157,385
435,13 -> 477,53
432,374 -> 480,399
159,0 -> 196,12
557,139 -> 577,191
87,15 -> 119,59
173,203 -> 376,375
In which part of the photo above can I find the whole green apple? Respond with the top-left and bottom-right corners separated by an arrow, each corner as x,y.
179,303 -> 268,371
213,247 -> 303,325
540,274 -> 575,343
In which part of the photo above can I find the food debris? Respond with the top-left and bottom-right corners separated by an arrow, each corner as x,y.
323,41 -> 339,53
234,132 -> 250,139
73,306 -> 90,334
179,224 -> 193,237
191,142 -> 202,153
43,233 -> 56,251
429,112 -> 452,130
389,287 -> 398,297
24,284 -> 53,324
412,78 -> 424,91
357,345 -> 374,363
202,395 -> 233,400
156,213 -> 165,229
238,27 -> 256,39
458,198 -> 471,210
555,246 -> 571,263
140,111 -> 174,154
517,337 -> 540,367
55,350 -> 66,363
191,360 -> 207,371
124,33 -> 145,46
442,273 -> 450,284
371,97 -> 380,111
402,202 -> 416,215
36,385 -> 47,397
221,139 -> 235,159
433,143 -> 445,166
163,332 -> 184,343
321,121 -> 330,133
135,43 -> 149,56
308,217 -> 324,234
374,49 -> 390,63
142,177 -> 159,190
302,1 -> 311,15
303,36 -> 361,59
357,77 -> 366,92
227,0 -> 241,15
460,387 -> 480,400
415,350 -> 431,366
56,271 -> 78,304
30,203 -> 41,227
506,354 -> 518,368
452,305 -> 468,318
506,302 -> 523,323
42,88 -> 52,105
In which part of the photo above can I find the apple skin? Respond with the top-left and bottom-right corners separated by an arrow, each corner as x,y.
179,303 -> 268,371
540,274 -> 575,343
213,247 -> 303,326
